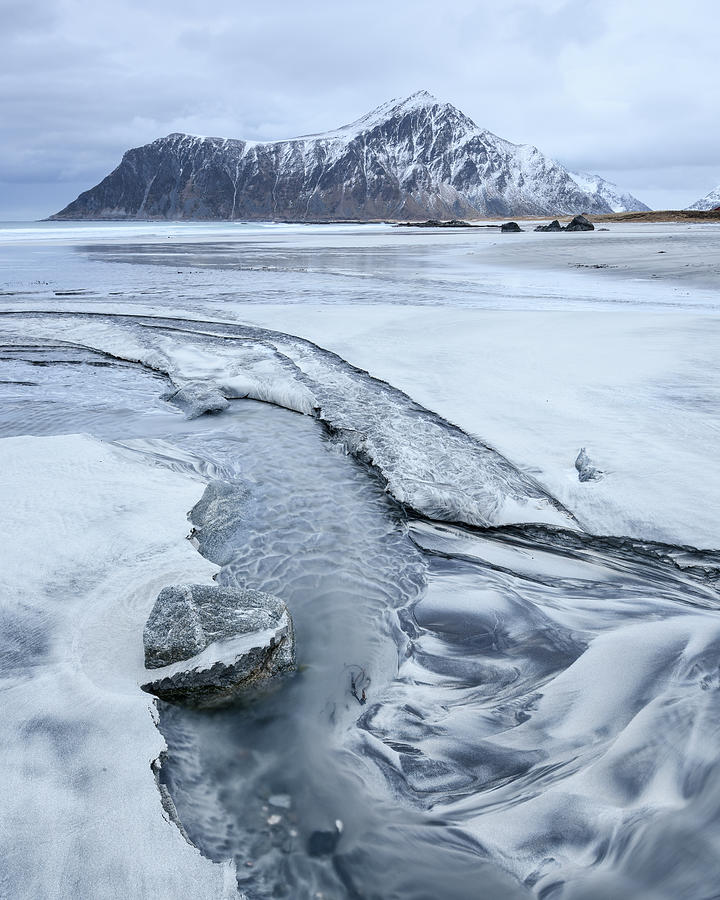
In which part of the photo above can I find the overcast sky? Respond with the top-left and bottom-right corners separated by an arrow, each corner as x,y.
2,0 -> 719,219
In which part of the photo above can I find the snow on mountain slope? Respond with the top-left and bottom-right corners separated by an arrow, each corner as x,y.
568,170 -> 651,212
53,91 -> 628,221
687,183 -> 720,210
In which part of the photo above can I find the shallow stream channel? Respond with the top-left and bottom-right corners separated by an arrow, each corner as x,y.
3,332 -> 720,899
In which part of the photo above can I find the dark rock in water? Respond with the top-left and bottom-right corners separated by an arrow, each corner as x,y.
534,219 -> 563,232
307,824 -> 342,857
565,214 -> 594,232
575,448 -> 603,483
161,381 -> 228,419
501,221 -> 523,232
141,584 -> 295,708
189,480 -> 253,566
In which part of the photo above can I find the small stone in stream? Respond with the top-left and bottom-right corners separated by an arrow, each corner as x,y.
307,829 -> 341,857
575,447 -> 604,482
189,480 -> 253,565
565,214 -> 594,232
161,381 -> 229,419
268,794 -> 292,809
501,221 -> 523,232
534,219 -> 563,232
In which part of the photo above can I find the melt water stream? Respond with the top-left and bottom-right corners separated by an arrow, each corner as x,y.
3,341 -> 720,900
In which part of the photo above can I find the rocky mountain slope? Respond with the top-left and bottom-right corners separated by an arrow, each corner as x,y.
52,91 -> 648,221
687,184 -> 720,210
568,170 -> 650,213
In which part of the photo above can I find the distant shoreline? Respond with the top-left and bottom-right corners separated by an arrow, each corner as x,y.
44,209 -> 720,225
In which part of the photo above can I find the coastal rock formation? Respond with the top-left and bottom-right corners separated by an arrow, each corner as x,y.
534,219 -> 563,232
51,91 -> 647,222
141,584 -> 295,707
501,221 -> 523,232
565,214 -> 594,232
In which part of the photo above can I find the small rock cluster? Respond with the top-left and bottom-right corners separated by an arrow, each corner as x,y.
534,214 -> 595,232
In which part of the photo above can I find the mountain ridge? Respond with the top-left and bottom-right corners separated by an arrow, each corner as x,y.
51,91 -> 650,221
687,183 -> 720,210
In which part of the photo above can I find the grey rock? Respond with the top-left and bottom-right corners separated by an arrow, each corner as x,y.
144,584 -> 287,668
51,92 -> 620,222
501,221 -> 523,232
141,584 -> 295,708
534,219 -> 563,232
161,381 -> 229,419
575,448 -> 603,483
189,480 -> 253,566
565,214 -> 595,232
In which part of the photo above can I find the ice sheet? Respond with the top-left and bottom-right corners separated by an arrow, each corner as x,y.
0,434 -> 236,899
236,304 -> 720,549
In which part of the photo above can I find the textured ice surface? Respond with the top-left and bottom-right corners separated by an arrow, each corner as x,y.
2,220 -> 720,899
2,311 -> 576,531
0,435 -> 236,899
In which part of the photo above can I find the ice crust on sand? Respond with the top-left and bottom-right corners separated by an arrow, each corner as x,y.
0,433 -> 237,899
10,313 -> 576,531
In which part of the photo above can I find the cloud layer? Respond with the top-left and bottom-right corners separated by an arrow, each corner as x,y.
2,0 -> 719,217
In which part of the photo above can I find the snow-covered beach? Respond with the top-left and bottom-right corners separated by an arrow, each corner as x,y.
1,220 -> 719,898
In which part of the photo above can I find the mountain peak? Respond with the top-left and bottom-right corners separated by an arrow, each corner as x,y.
324,90 -> 468,138
52,92 -> 650,221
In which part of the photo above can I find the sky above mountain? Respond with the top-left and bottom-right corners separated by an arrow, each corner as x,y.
2,0 -> 718,219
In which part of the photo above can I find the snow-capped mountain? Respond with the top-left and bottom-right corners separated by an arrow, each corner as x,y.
52,91 -> 645,221
687,184 -> 720,210
568,171 -> 650,213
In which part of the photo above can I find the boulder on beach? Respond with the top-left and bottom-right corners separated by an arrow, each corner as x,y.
501,221 -> 523,232
161,381 -> 229,419
565,214 -> 594,232
141,584 -> 295,707
534,220 -> 563,232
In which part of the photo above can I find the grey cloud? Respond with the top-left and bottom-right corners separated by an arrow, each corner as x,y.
2,0 -> 719,218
